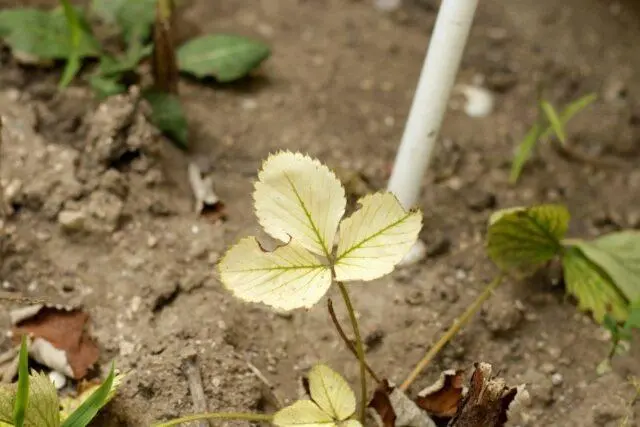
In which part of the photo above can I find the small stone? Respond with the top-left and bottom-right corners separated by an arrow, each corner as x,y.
405,290 -> 425,306
482,298 -> 524,335
58,210 -> 87,231
364,329 -> 384,352
48,371 -> 67,390
551,372 -> 563,386
465,190 -> 497,211
99,169 -> 129,198
539,363 -> 556,374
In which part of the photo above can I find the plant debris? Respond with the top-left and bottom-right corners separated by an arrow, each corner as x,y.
10,305 -> 100,380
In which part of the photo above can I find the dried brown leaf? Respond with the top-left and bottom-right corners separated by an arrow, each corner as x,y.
368,380 -> 396,427
415,369 -> 465,419
11,306 -> 99,379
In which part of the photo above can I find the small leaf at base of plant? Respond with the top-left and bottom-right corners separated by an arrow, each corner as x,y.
487,204 -> 569,274
143,90 -> 188,149
177,34 -> 271,82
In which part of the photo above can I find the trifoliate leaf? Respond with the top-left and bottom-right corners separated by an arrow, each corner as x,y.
91,0 -> 156,45
571,231 -> 640,303
143,90 -> 188,149
308,364 -> 357,422
273,364 -> 360,427
562,246 -> 628,323
218,237 -> 331,311
177,34 -> 271,82
334,192 -> 422,282
13,337 -> 29,427
60,363 -> 116,427
273,400 -> 333,427
0,7 -> 100,60
254,152 -> 346,258
0,372 -> 61,427
487,204 -> 569,274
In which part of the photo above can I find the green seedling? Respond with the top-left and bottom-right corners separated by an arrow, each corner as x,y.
0,0 -> 271,150
0,338 -> 122,427
599,301 -> 640,373
510,93 -> 597,183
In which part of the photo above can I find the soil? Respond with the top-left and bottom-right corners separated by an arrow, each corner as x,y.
1,0 -> 640,426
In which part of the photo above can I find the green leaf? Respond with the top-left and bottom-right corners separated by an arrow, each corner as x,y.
88,75 -> 127,99
541,93 -> 597,140
13,337 -> 28,427
253,151 -> 346,258
273,364 -> 360,427
58,0 -> 83,88
509,122 -> 543,184
540,100 -> 566,145
334,192 -> 422,282
626,300 -> 640,330
562,246 -> 628,323
97,44 -> 153,77
487,204 -> 570,274
218,237 -> 331,311
61,363 -> 116,427
91,0 -> 156,45
60,371 -> 124,422
143,90 -> 188,149
571,231 -> 640,303
177,34 -> 270,82
0,7 -> 100,60
0,371 -> 61,427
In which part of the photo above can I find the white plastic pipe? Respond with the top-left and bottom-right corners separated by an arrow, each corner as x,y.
387,0 -> 479,209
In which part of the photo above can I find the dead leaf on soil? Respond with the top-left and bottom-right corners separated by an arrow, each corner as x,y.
187,161 -> 225,221
10,305 -> 100,380
368,380 -> 437,427
448,362 -> 528,427
415,369 -> 465,419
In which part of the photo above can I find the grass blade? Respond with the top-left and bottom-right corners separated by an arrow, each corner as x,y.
13,336 -> 29,427
510,122 -> 543,184
59,0 -> 82,88
540,93 -> 597,140
540,100 -> 566,145
61,363 -> 115,427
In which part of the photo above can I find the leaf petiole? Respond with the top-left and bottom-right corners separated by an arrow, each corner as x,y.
336,281 -> 367,424
400,273 -> 505,391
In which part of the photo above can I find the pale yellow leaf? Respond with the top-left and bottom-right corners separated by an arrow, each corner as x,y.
0,373 -> 60,427
339,420 -> 362,427
254,151 -> 346,258
218,237 -> 332,311
308,364 -> 356,422
334,193 -> 422,281
273,400 -> 335,427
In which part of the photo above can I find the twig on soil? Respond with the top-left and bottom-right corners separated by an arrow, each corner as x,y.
400,273 -> 505,391
327,298 -> 381,384
181,353 -> 211,427
552,141 -> 625,169
246,360 -> 284,409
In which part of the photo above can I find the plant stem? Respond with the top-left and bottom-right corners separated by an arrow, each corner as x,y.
399,273 -> 504,391
152,412 -> 273,427
337,281 -> 367,424
327,298 -> 382,384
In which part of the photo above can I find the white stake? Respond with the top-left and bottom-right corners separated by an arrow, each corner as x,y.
387,0 -> 479,209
